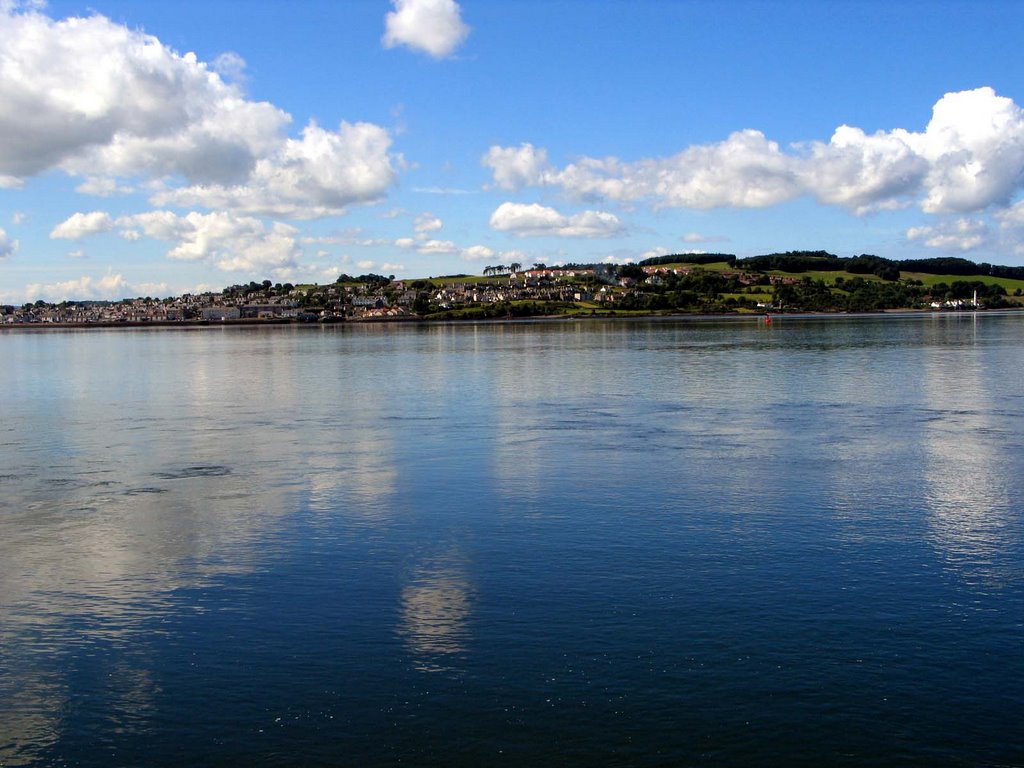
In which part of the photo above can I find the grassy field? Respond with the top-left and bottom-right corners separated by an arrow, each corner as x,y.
900,271 -> 1024,293
666,259 -> 1024,295
305,261 -> 1024,311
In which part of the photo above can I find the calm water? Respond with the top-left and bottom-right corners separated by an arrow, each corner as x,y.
2,315 -> 1023,767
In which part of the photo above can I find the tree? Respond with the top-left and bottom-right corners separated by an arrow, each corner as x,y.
618,264 -> 645,281
412,294 -> 431,315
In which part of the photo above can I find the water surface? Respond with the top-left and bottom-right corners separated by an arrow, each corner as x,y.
2,315 -> 1023,766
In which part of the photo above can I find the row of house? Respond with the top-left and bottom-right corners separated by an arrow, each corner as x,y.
4,269 -> 635,324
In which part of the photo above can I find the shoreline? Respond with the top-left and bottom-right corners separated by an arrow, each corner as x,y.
2,307 -> 1020,331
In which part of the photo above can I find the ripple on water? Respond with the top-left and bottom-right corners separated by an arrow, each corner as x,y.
151,465 -> 233,480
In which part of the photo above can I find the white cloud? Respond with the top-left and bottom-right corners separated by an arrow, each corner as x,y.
910,88 -> 1024,213
906,218 -> 990,251
24,272 -> 132,302
133,281 -> 171,298
682,232 -> 731,244
150,121 -> 397,219
212,51 -> 247,83
489,202 -> 624,238
414,212 -> 443,234
75,176 -> 133,197
0,226 -> 16,258
482,143 -> 552,191
49,211 -> 115,240
382,0 -> 469,59
995,200 -> 1024,229
0,8 -> 285,182
798,125 -> 927,213
67,249 -> 86,259
357,260 -> 376,270
484,132 -> 799,208
416,238 -> 460,255
482,88 -> 1024,217
119,210 -> 300,273
460,246 -> 527,264
461,245 -> 494,261
381,262 -> 405,272
0,7 -> 398,219
11,211 -> 26,225
639,245 -> 670,260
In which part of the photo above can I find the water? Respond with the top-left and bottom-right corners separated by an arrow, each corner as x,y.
2,314 -> 1023,767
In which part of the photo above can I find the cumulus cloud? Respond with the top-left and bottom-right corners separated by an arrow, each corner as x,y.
0,226 -> 16,258
151,121 -> 397,219
484,133 -> 799,208
906,218 -> 990,251
414,212 -> 443,234
391,235 -> 519,263
461,245 -> 494,261
0,6 -> 398,218
0,8 -> 284,181
798,125 -> 927,213
482,88 -> 1024,218
382,0 -> 469,58
24,272 -> 134,302
459,246 -> 528,264
49,211 -> 115,239
489,202 -> 624,238
118,210 -> 300,273
482,143 -> 553,191
74,177 -> 133,197
416,238 -> 460,255
910,88 -> 1024,213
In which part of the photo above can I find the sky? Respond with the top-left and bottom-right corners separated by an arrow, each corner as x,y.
2,0 -> 1024,303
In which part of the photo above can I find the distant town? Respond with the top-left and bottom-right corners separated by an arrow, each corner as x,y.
4,252 -> 1024,326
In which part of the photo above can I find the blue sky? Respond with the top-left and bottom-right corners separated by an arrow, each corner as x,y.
2,0 -> 1024,302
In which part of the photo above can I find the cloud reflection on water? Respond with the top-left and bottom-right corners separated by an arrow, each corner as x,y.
398,551 -> 474,674
920,328 -> 1016,589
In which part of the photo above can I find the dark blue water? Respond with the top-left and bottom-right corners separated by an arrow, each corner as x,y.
2,315 -> 1023,766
